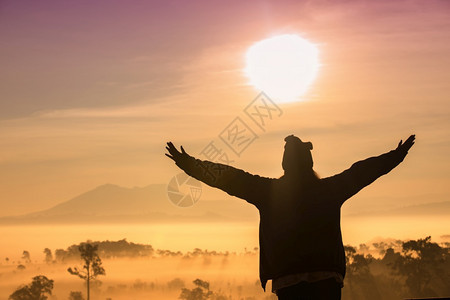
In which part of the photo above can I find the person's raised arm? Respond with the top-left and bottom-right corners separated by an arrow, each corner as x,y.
165,142 -> 269,207
327,135 -> 415,204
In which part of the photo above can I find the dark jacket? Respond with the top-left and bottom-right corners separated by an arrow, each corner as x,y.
176,148 -> 407,290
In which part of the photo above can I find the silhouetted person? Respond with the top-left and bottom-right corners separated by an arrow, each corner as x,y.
165,134 -> 415,300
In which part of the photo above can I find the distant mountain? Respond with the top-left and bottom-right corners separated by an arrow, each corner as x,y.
29,184 -> 170,216
1,183 -> 448,224
345,200 -> 450,217
0,183 -> 259,224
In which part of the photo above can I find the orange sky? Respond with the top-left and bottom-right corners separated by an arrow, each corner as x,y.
0,0 -> 449,217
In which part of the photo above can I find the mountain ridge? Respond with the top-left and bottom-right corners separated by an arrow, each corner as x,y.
1,183 -> 448,224
0,183 -> 259,224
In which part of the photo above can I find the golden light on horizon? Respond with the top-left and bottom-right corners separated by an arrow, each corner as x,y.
244,34 -> 320,103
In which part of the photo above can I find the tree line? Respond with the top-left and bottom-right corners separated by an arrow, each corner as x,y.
343,236 -> 449,299
7,236 -> 450,300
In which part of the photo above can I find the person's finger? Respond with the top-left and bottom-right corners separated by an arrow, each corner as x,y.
398,140 -> 402,148
180,145 -> 186,154
165,153 -> 175,161
166,149 -> 176,158
406,135 -> 415,143
404,140 -> 415,152
172,143 -> 183,154
166,144 -> 180,154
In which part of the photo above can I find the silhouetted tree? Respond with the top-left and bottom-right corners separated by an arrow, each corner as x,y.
55,239 -> 155,261
9,275 -> 54,300
43,248 -> 53,264
344,245 -> 381,300
381,247 -> 401,266
67,243 -> 105,300
168,278 -> 185,290
95,238 -> 154,258
180,279 -> 213,300
22,250 -> 31,264
55,248 -> 67,262
392,236 -> 450,297
69,291 -> 85,300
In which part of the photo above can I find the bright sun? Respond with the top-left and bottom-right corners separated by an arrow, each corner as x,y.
245,34 -> 320,103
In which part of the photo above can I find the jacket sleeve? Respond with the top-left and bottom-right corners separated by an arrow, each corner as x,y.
175,155 -> 269,207
326,148 -> 408,204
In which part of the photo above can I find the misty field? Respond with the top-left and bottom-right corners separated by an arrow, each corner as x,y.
1,244 -> 269,300
1,236 -> 449,300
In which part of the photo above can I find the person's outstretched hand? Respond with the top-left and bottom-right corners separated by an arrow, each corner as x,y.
396,134 -> 415,155
165,142 -> 190,164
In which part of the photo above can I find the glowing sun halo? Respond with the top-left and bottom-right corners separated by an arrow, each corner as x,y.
245,34 -> 320,103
